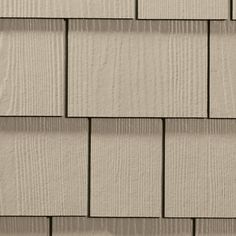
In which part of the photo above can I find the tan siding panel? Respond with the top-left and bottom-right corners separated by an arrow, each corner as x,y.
196,219 -> 236,236
0,20 -> 64,116
0,118 -> 88,215
210,21 -> 236,118
0,217 -> 48,236
138,0 -> 229,19
53,218 -> 192,236
91,119 -> 162,217
233,0 -> 236,19
0,0 -> 134,18
165,119 -> 236,217
69,20 -> 207,117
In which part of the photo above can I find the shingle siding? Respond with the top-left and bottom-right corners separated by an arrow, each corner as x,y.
0,1 -> 235,235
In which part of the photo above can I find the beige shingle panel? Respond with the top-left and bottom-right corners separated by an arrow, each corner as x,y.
91,119 -> 162,217
0,20 -> 64,116
0,0 -> 134,18
69,20 -> 207,117
53,218 -> 192,236
0,217 -> 48,236
165,119 -> 236,217
210,21 -> 236,118
138,0 -> 229,19
0,118 -> 88,215
196,219 -> 236,236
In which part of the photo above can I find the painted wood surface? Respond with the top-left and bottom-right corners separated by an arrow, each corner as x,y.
165,119 -> 236,217
69,20 -> 207,117
90,119 -> 162,217
0,0 -> 134,18
0,118 -> 88,215
53,217 -> 192,236
210,21 -> 236,118
138,0 -> 229,19
0,217 -> 48,236
196,219 -> 236,236
0,20 -> 64,116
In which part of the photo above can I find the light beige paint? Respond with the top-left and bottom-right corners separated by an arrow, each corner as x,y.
165,119 -> 236,217
138,0 -> 229,19
0,0 -> 135,18
53,218 -> 192,236
210,21 -> 236,118
69,20 -> 207,117
0,118 -> 88,215
0,20 -> 64,116
196,219 -> 236,236
91,119 -> 162,217
0,217 -> 48,236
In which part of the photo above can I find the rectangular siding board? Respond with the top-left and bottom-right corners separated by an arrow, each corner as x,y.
53,218 -> 192,236
138,0 -> 229,19
0,118 -> 88,215
0,19 -> 64,116
0,217 -> 48,236
196,219 -> 236,236
0,0 -> 135,18
165,119 -> 236,217
210,21 -> 236,118
69,20 -> 207,117
233,0 -> 236,19
91,119 -> 162,217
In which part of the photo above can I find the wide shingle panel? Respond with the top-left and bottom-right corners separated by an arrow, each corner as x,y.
196,219 -> 236,236
166,119 -> 236,217
53,218 -> 192,236
0,20 -> 64,116
91,119 -> 162,217
0,118 -> 88,215
210,21 -> 236,118
0,217 -> 48,236
138,0 -> 229,19
0,0 -> 134,18
69,20 -> 207,117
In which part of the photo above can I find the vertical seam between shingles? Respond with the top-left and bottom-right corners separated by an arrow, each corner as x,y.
192,218 -> 196,236
64,19 -> 69,117
162,118 -> 165,217
207,21 -> 210,118
47,216 -> 52,236
87,118 -> 92,217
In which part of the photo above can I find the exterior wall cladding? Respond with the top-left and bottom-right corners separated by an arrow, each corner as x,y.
0,0 -> 236,235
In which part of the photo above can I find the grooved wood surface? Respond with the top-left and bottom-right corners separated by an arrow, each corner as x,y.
91,119 -> 162,217
196,219 -> 236,236
69,20 -> 207,118
165,119 -> 236,217
53,217 -> 192,236
210,21 -> 236,118
0,20 -> 64,116
0,118 -> 88,215
0,0 -> 135,18
0,217 -> 48,236
233,0 -> 236,19
138,0 -> 229,19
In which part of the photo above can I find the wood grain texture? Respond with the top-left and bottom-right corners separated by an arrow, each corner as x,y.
0,20 -> 64,116
165,119 -> 236,217
69,20 -> 207,117
196,219 -> 236,236
0,117 -> 88,215
138,0 -> 229,19
0,0 -> 134,18
0,217 -> 48,236
233,0 -> 236,19
53,217 -> 192,236
210,21 -> 236,118
91,119 -> 162,217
